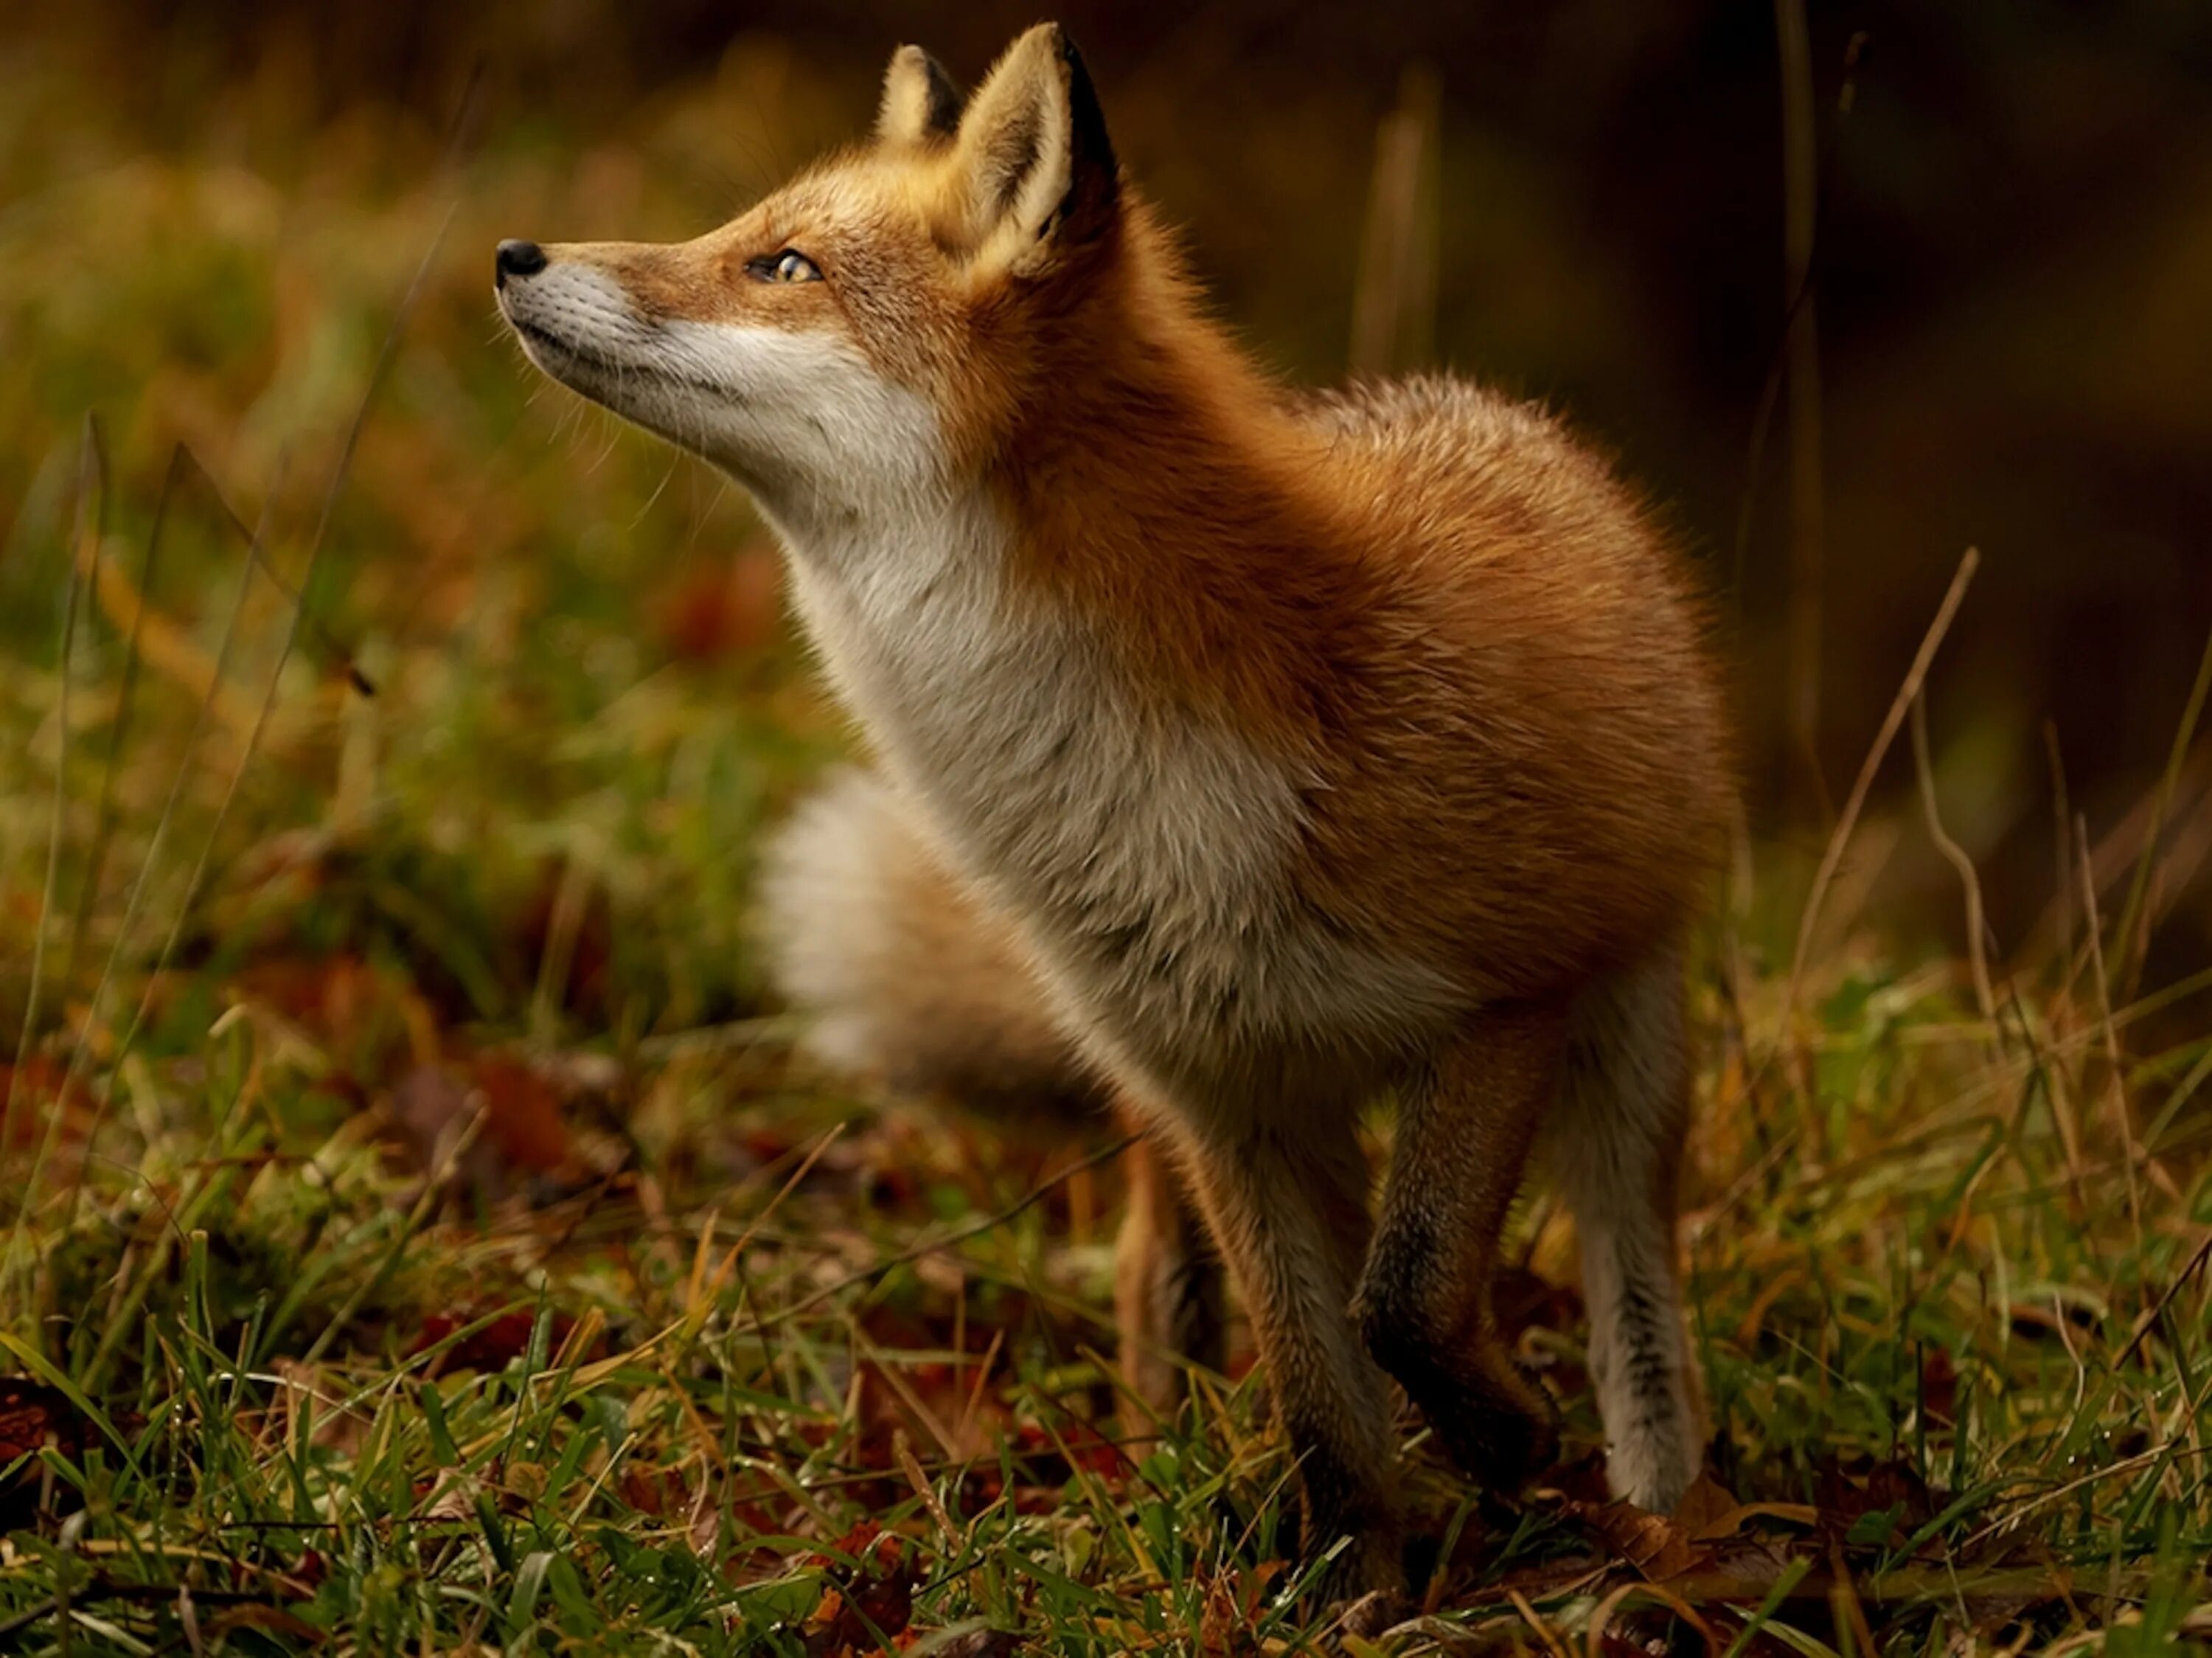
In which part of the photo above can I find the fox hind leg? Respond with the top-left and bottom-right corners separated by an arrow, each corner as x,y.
1549,942 -> 1705,1512
1113,1111 -> 1227,1424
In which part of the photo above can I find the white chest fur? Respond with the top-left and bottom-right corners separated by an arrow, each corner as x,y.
773,486 -> 1462,1107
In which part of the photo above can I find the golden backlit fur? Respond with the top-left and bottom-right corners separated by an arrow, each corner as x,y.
499,22 -> 1733,1598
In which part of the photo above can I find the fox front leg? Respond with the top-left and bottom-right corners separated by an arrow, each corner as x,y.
1171,1107 -> 1403,1598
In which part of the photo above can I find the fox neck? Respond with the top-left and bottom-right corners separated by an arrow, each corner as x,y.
775,473 -> 1299,870
773,253 -> 1334,757
769,302 -> 1341,1066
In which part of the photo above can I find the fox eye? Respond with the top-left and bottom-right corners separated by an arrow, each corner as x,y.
749,249 -> 823,284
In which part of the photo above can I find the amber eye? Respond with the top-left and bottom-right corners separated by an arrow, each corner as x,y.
748,249 -> 823,284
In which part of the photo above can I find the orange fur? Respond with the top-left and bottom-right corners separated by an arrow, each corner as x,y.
499,22 -> 1735,1600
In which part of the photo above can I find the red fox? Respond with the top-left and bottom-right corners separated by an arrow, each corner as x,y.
497,24 -> 1732,1596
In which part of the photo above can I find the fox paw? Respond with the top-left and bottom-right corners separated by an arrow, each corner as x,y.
1430,1365 -> 1561,1491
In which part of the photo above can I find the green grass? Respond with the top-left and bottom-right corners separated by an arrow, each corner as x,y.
4,25 -> 2211,1656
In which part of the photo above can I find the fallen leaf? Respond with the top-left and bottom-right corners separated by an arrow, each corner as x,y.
1812,1453 -> 1940,1534
1688,1500 -> 1823,1541
1920,1345 -> 1958,1422
1492,1265 -> 1582,1340
418,1466 -> 481,1522
1567,1499 -> 1704,1582
1669,1473 -> 1741,1534
653,545 -> 782,662
411,1309 -> 586,1374
1662,1473 -> 1823,1545
0,1059 -> 94,1149
0,1376 -> 92,1459
205,1604 -> 327,1645
799,1522 -> 918,1655
469,1053 -> 574,1173
389,1050 -> 611,1199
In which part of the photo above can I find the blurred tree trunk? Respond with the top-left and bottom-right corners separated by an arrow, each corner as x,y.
1350,66 -> 1441,378
1777,0 -> 1826,820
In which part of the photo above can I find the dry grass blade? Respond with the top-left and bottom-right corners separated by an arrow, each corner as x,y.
1349,65 -> 1440,378
67,198 -> 460,1219
2112,620 -> 2212,999
168,446 -> 377,697
2112,1228 -> 2212,1370
1910,690 -> 1996,1025
2042,720 -> 2075,979
10,473 -> 276,1266
2074,816 -> 2145,1261
1778,546 -> 1979,1036
1775,0 -> 1826,810
57,441 -> 175,1015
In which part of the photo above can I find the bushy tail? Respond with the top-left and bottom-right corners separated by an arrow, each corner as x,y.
757,769 -> 1099,1117
761,769 -> 1227,1414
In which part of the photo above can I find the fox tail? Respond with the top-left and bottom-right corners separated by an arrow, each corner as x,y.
757,768 -> 1099,1117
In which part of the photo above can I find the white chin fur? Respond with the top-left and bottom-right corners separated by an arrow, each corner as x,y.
499,267 -> 943,524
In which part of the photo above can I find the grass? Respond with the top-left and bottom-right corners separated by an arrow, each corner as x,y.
4,22 -> 2211,1656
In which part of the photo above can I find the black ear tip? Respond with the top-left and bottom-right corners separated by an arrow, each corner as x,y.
886,41 -> 962,139
920,48 -> 963,133
1052,27 -> 1116,186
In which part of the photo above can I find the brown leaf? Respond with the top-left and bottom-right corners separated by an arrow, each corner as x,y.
411,1309 -> 584,1374
618,1466 -> 698,1519
1812,1452 -> 1939,1533
1688,1500 -> 1823,1541
205,1603 -> 328,1644
1920,1345 -> 1958,1423
1662,1473 -> 1823,1545
390,1063 -> 473,1162
1568,1499 -> 1705,1581
419,1466 -> 481,1522
653,546 -> 782,662
0,1059 -> 93,1149
389,1051 -> 594,1198
224,952 -> 429,1071
0,1377 -> 92,1460
799,1523 -> 918,1655
1492,1264 -> 1583,1340
1670,1473 -> 1741,1534
469,1053 -> 574,1173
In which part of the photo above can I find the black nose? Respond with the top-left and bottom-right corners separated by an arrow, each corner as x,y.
495,239 -> 547,287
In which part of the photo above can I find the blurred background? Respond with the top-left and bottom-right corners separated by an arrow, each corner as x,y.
4,0 -> 2211,1050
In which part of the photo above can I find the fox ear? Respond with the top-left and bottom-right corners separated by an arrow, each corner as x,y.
877,44 -> 962,146
954,24 -> 1119,264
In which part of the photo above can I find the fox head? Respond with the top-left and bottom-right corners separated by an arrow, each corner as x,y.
495,24 -> 1132,534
